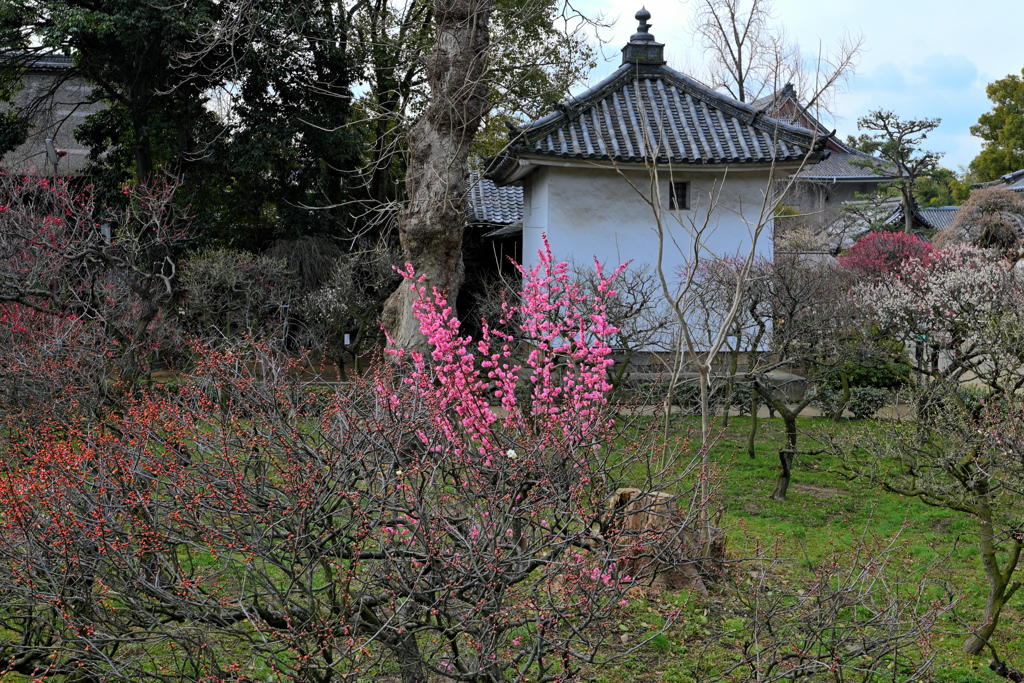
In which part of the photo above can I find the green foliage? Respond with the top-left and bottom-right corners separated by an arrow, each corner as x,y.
728,381 -> 754,415
822,360 -> 911,391
969,68 -> 1024,182
915,167 -> 971,207
845,133 -> 882,155
845,386 -> 890,419
644,633 -> 671,652
0,110 -> 28,156
0,30 -> 29,156
472,0 -> 596,157
813,386 -> 890,419
855,109 -> 943,231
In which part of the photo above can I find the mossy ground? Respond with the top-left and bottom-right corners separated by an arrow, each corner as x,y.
587,414 -> 1023,683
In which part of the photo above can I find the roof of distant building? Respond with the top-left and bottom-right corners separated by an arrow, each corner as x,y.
486,10 -> 830,185
752,84 -> 900,181
3,52 -> 74,71
466,171 -> 523,226
885,204 -> 961,232
974,168 -> 1024,192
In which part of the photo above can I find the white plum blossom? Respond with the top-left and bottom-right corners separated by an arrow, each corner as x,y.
856,244 -> 1015,348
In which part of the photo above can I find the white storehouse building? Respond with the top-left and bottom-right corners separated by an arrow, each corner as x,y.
482,8 -> 831,278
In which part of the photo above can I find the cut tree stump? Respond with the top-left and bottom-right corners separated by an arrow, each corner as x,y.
606,488 -> 725,594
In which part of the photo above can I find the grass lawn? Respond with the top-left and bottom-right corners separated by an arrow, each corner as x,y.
589,414 -> 1023,683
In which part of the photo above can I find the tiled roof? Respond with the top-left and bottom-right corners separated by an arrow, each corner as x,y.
885,204 -> 961,231
488,67 -> 829,183
752,85 -> 899,181
975,168 -> 1024,192
466,172 -> 522,226
486,15 -> 829,185
795,148 -> 898,180
919,207 -> 961,231
3,53 -> 73,71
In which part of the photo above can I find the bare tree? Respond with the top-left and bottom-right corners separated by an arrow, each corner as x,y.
0,173 -> 185,387
175,248 -> 295,341
691,0 -> 789,104
570,262 -> 676,395
0,259 -> 711,683
689,0 -> 861,113
747,252 -> 867,501
833,244 -> 1024,656
695,524 -> 953,682
300,241 -> 403,379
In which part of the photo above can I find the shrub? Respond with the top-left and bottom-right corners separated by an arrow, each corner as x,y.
846,386 -> 890,418
728,381 -> 754,415
176,248 -> 295,339
821,358 -> 912,391
0,239 -> 706,683
838,230 -> 934,280
813,386 -> 890,419
947,187 -> 1024,251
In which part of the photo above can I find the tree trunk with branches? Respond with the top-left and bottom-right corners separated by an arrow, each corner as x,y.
382,0 -> 493,350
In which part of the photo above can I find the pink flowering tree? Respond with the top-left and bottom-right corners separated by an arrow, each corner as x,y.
0,241 -> 707,683
845,243 -> 1024,656
838,230 -> 934,280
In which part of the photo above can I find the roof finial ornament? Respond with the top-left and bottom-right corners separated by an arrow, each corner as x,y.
622,6 -> 665,66
636,7 -> 651,32
631,7 -> 654,41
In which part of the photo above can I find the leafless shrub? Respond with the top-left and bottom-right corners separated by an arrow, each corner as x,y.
175,247 -> 295,341
298,241 -> 403,378
946,187 -> 1024,253
695,525 -> 953,682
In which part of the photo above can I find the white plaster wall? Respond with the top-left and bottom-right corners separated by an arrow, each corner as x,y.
521,165 -> 775,281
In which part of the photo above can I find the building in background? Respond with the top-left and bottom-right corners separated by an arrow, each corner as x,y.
483,9 -> 830,279
753,84 -> 900,249
1,54 -> 103,176
974,168 -> 1024,193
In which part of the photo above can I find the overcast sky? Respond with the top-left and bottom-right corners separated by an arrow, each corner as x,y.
573,0 -> 1024,171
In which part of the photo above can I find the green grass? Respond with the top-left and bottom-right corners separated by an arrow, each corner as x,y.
589,413 -> 1023,682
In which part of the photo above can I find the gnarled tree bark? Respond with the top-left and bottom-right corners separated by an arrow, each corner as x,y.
382,0 -> 493,351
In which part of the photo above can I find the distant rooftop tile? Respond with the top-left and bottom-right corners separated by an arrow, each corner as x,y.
466,171 -> 523,226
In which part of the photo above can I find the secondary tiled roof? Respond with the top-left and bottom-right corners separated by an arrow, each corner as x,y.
885,204 -> 961,232
975,168 -> 1024,192
793,149 -> 898,180
2,52 -> 74,72
466,172 -> 522,226
919,207 -> 961,231
753,84 -> 899,181
486,11 -> 830,184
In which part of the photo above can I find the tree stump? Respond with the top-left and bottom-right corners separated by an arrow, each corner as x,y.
606,488 -> 725,594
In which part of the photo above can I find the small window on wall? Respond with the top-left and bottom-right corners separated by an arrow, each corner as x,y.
669,181 -> 690,210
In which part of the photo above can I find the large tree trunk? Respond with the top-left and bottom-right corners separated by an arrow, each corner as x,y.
382,0 -> 493,351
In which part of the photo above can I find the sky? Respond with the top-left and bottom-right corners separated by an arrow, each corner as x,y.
573,0 -> 1024,171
